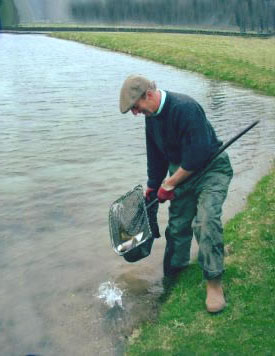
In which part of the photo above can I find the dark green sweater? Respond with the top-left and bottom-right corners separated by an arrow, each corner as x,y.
145,91 -> 222,189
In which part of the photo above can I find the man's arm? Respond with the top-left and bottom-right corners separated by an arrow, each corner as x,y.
157,166 -> 193,203
146,126 -> 168,189
163,166 -> 193,189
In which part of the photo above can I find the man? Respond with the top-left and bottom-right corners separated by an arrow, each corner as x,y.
119,75 -> 233,313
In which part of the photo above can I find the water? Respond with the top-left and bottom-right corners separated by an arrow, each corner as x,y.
0,34 -> 274,356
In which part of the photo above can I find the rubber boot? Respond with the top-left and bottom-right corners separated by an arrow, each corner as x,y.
206,278 -> 226,313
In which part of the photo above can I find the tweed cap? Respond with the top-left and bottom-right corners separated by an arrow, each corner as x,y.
119,75 -> 156,113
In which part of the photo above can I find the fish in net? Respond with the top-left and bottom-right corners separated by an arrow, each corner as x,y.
109,185 -> 160,262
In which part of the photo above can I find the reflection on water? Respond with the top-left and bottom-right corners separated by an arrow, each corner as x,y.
0,34 -> 275,355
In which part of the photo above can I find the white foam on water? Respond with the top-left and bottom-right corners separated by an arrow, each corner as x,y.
97,281 -> 124,308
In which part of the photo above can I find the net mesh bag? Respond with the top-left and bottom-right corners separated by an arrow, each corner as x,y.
109,185 -> 153,259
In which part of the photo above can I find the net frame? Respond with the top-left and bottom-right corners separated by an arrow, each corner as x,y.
109,185 -> 152,256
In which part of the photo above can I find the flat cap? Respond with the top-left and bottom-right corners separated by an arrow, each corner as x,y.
119,75 -> 156,113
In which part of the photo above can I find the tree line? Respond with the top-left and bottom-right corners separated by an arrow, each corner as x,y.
70,0 -> 275,33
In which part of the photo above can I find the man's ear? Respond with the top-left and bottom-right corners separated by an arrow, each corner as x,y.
146,90 -> 154,99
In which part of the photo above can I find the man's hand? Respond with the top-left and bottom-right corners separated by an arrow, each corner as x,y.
157,182 -> 175,203
145,187 -> 155,201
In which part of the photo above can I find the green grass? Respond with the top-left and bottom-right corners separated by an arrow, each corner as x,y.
126,168 -> 275,355
50,32 -> 275,96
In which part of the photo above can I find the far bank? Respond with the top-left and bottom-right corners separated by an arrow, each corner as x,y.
50,32 -> 275,97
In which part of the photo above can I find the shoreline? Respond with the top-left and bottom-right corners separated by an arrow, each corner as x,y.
127,165 -> 275,354
2,26 -> 274,38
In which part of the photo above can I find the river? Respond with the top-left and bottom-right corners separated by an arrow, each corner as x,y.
0,33 -> 274,356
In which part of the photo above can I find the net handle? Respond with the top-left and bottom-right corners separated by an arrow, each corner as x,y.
146,120 -> 260,210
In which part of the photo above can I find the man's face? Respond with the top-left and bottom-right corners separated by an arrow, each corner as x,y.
130,93 -> 154,117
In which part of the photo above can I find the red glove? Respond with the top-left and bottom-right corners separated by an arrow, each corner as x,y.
157,183 -> 175,203
145,187 -> 155,201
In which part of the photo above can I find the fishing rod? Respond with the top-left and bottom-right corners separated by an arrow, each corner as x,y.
146,119 -> 260,210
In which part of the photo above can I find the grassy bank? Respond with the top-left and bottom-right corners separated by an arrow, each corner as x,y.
126,168 -> 275,355
50,32 -> 275,96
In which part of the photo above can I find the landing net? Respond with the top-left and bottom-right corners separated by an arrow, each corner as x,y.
109,185 -> 152,256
